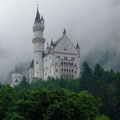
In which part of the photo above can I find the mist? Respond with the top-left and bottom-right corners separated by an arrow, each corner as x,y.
0,0 -> 120,82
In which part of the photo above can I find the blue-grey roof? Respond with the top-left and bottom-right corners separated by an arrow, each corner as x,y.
34,7 -> 41,23
29,60 -> 34,68
41,16 -> 44,22
63,29 -> 66,35
50,40 -> 54,46
76,42 -> 80,49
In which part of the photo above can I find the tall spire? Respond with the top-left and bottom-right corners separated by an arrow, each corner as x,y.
41,16 -> 44,22
76,42 -> 80,49
34,4 -> 41,23
63,29 -> 66,36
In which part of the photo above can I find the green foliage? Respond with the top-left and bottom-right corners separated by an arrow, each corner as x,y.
4,112 -> 25,120
2,61 -> 120,120
15,76 -> 30,91
80,61 -> 93,91
0,85 -> 101,120
95,115 -> 110,120
114,72 -> 120,119
29,61 -> 118,120
0,85 -> 16,120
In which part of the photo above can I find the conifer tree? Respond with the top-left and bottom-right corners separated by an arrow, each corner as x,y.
80,61 -> 93,91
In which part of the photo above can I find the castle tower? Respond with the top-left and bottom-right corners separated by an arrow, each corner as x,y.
32,6 -> 45,79
76,42 -> 80,77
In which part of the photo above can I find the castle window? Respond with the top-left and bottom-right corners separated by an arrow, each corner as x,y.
64,48 -> 67,51
61,62 -> 63,65
36,61 -> 38,64
64,74 -> 66,78
71,57 -> 75,60
75,64 -> 77,67
56,69 -> 58,72
64,56 -> 68,60
15,79 -> 19,83
57,56 -> 60,58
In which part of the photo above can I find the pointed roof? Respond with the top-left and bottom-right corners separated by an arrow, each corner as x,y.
50,40 -> 54,46
34,7 -> 41,23
29,60 -> 34,68
63,29 -> 66,36
41,16 -> 44,22
76,42 -> 80,49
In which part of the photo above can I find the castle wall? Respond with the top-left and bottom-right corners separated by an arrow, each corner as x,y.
43,51 -> 80,80
29,67 -> 34,83
11,73 -> 23,87
44,53 -> 54,80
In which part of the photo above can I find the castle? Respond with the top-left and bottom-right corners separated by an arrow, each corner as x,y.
11,7 -> 80,86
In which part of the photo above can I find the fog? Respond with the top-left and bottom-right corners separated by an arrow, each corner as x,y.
0,0 -> 120,82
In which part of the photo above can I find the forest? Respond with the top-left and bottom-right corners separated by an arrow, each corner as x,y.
0,61 -> 120,120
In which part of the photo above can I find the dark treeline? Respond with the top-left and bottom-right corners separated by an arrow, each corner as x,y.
0,85 -> 109,120
15,61 -> 120,120
0,61 -> 120,120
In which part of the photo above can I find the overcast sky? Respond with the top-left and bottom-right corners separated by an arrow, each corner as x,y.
0,0 -> 120,82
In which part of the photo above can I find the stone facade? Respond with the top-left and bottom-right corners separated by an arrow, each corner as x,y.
29,8 -> 80,82
11,72 -> 23,87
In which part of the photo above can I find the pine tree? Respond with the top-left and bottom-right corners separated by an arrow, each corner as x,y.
115,72 -> 120,119
19,76 -> 30,89
80,61 -> 93,91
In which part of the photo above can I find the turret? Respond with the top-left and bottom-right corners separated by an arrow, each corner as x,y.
28,60 -> 34,83
11,72 -> 23,87
63,29 -> 66,36
76,42 -> 80,49
76,42 -> 80,54
76,42 -> 80,77
33,7 -> 45,39
32,6 -> 45,79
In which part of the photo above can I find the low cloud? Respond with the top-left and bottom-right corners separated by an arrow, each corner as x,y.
0,0 -> 120,82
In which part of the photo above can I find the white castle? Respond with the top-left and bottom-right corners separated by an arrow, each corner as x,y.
11,7 -> 80,86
